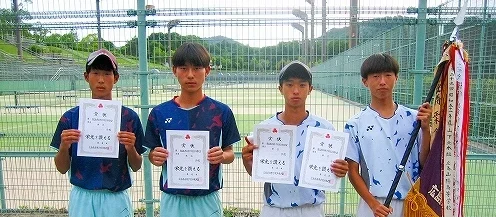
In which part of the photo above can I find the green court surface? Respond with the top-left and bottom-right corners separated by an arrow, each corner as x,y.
0,83 -> 336,152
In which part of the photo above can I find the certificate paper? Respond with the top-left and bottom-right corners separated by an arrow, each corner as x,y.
298,126 -> 349,192
77,98 -> 122,158
252,125 -> 296,184
166,130 -> 209,189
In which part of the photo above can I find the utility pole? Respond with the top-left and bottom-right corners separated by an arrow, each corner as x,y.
322,0 -> 327,60
291,23 -> 306,58
292,9 -> 309,65
306,0 -> 315,65
96,0 -> 102,49
349,0 -> 359,48
13,0 -> 22,60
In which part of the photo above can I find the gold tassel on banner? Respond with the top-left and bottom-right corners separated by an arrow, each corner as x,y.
404,181 -> 439,217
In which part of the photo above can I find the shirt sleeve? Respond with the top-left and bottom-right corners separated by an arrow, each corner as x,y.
416,126 -> 424,169
221,107 -> 241,149
144,110 -> 162,150
344,121 -> 360,163
325,122 -> 336,131
50,114 -> 70,151
411,109 -> 423,155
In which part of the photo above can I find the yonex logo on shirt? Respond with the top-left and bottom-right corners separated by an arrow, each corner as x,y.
165,118 -> 172,123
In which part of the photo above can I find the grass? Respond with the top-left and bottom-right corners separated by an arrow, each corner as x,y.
463,159 -> 496,216
0,41 -> 37,60
0,111 -> 270,152
44,47 -> 166,69
0,40 -> 167,70
235,114 -> 273,135
0,87 -> 278,151
0,114 -> 58,151
0,135 -> 53,152
0,114 -> 59,134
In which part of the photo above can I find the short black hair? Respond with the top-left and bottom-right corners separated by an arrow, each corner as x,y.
278,61 -> 312,86
360,53 -> 399,78
85,55 -> 116,74
172,42 -> 210,67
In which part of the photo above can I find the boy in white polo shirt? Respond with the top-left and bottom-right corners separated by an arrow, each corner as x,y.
345,53 -> 432,217
241,60 -> 349,217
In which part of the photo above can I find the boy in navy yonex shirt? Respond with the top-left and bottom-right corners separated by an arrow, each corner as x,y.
144,42 -> 241,217
50,49 -> 146,217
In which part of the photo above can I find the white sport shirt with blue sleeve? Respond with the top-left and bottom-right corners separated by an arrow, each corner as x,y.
345,104 -> 422,199
260,112 -> 335,208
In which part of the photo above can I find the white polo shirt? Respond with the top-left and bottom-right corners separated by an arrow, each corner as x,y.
260,112 -> 335,208
345,104 -> 422,199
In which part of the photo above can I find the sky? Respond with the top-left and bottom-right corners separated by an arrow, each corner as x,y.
0,0 -> 483,48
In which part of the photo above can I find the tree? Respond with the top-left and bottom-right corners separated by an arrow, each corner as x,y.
59,30 -> 78,49
326,39 -> 348,57
76,34 -> 99,52
42,31 -> 80,49
44,33 -> 62,47
31,23 -> 49,43
75,34 -> 115,52
119,37 -> 138,57
276,59 -> 291,70
0,7 -> 31,57
148,41 -> 166,65
10,0 -> 33,59
102,40 -> 116,51
148,32 -> 168,48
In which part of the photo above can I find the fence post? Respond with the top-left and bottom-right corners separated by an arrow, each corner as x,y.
136,0 -> 154,217
475,0 -> 488,143
339,178 -> 346,216
413,0 -> 428,105
0,157 -> 6,210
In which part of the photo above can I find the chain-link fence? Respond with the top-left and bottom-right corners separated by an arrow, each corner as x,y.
0,0 -> 495,216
